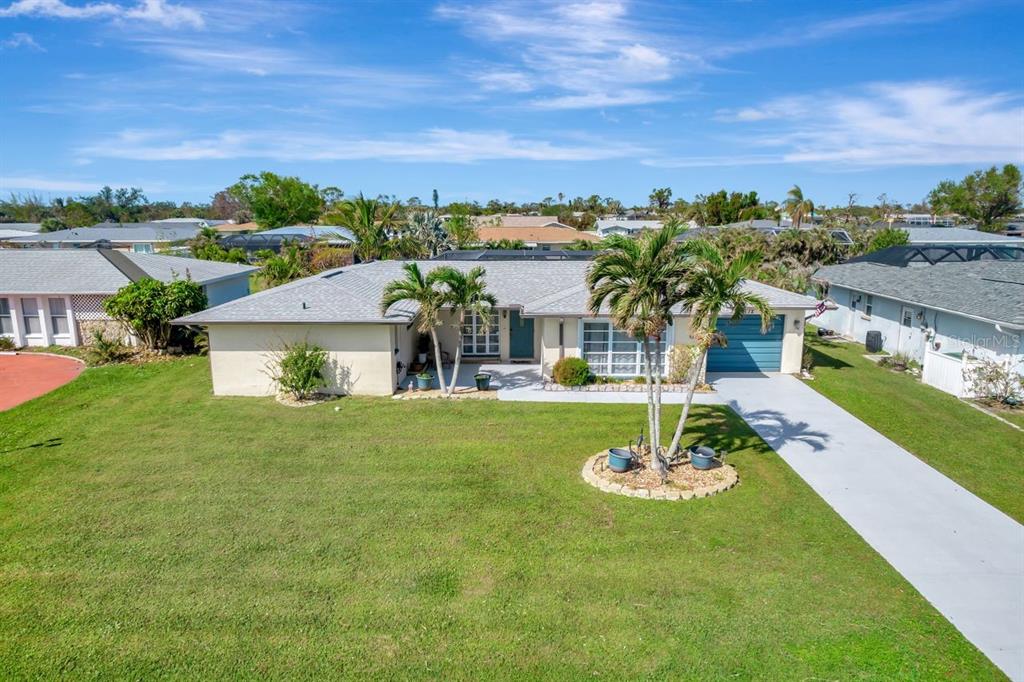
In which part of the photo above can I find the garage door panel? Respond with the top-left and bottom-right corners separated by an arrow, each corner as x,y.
707,315 -> 784,372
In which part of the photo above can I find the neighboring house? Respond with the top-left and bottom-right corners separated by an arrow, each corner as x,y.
595,218 -> 662,237
0,249 -> 256,348
176,259 -> 815,397
151,217 -> 228,227
0,222 -> 42,233
253,225 -> 355,244
214,222 -> 259,233
471,215 -> 572,229
684,223 -> 854,245
884,213 -> 957,227
813,258 -> 1024,396
5,222 -> 201,253
901,226 -> 1024,246
0,228 -> 36,241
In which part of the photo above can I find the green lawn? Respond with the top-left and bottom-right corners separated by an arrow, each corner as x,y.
805,332 -> 1024,523
0,359 -> 1002,679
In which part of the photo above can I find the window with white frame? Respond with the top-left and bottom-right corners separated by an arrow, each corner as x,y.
582,320 -> 667,377
461,310 -> 499,356
0,298 -> 12,335
132,243 -> 155,254
48,298 -> 69,336
21,298 -> 41,335
865,295 -> 874,318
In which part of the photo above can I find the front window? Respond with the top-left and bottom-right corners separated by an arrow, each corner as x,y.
132,243 -> 154,254
461,310 -> 499,356
0,298 -> 12,335
865,295 -> 874,318
49,298 -> 69,336
21,298 -> 41,336
583,320 -> 667,377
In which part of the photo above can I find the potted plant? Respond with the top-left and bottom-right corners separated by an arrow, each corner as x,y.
688,445 -> 718,470
474,372 -> 492,391
416,372 -> 434,390
416,334 -> 429,364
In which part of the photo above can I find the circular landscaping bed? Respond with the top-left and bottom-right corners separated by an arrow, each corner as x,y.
582,450 -> 738,500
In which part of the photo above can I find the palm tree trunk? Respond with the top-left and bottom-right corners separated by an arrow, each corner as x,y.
447,312 -> 465,397
652,334 -> 663,456
642,337 -> 666,480
667,345 -> 708,457
429,328 -> 447,395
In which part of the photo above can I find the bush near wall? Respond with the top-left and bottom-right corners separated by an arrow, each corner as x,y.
553,357 -> 591,386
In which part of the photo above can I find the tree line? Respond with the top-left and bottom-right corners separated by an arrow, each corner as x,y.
2,164 -> 1018,233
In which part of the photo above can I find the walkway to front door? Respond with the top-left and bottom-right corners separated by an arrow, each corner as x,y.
712,373 -> 1024,681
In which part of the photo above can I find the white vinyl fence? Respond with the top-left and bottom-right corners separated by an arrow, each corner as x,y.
922,349 -> 980,398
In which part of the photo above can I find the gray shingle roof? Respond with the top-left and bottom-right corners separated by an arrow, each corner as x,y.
904,227 -> 1024,244
178,259 -> 816,325
6,222 -> 201,244
814,260 -> 1024,327
0,249 -> 255,294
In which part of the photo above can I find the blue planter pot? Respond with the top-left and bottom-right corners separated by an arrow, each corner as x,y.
416,374 -> 434,390
689,445 -> 717,470
474,373 -> 492,391
607,447 -> 635,473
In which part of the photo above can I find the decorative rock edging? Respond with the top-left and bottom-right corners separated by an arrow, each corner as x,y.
581,451 -> 739,500
275,393 -> 337,408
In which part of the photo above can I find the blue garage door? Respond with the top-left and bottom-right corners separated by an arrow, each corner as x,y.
707,315 -> 784,372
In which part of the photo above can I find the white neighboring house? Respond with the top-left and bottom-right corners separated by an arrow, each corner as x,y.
176,259 -> 816,397
5,222 -> 202,253
901,227 -> 1024,246
595,218 -> 663,238
0,249 -> 256,348
813,259 -> 1024,397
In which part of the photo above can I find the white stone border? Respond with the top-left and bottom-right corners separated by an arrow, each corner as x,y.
581,451 -> 739,500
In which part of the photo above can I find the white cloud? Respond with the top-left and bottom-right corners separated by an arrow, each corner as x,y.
0,175 -> 162,193
436,0 -> 692,109
648,82 -> 1024,168
76,127 -> 646,163
1,31 -> 43,49
0,0 -> 204,29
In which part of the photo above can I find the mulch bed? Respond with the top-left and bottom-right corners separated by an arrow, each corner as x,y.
598,453 -> 732,492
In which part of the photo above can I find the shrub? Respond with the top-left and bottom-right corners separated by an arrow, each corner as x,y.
308,246 -> 353,273
274,341 -> 329,400
86,330 -> 130,365
0,336 -> 17,351
801,348 -> 815,373
878,353 -> 916,372
103,278 -> 207,350
966,358 -> 1024,404
667,345 -> 698,383
552,357 -> 591,386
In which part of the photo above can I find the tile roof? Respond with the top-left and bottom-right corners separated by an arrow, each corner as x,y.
0,249 -> 255,294
814,260 -> 1024,327
177,259 -> 816,325
475,225 -> 599,244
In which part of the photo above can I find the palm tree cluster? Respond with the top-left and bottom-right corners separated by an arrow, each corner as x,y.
380,263 -> 496,397
587,223 -> 775,481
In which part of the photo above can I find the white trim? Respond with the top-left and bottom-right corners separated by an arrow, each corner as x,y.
577,317 -> 674,377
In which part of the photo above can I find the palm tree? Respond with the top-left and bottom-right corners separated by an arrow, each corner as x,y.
587,222 -> 688,480
783,185 -> 814,229
666,240 -> 775,457
338,193 -> 411,261
407,210 -> 453,258
432,266 -> 497,395
380,263 -> 450,394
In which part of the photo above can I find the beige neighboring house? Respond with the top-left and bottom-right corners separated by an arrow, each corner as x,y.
176,259 -> 815,397
471,215 -> 598,249
0,249 -> 255,348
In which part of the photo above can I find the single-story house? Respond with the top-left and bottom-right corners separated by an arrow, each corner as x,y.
5,222 -> 202,253
176,259 -> 816,397
0,228 -> 37,241
471,215 -> 572,229
0,249 -> 256,347
813,259 -> 1024,395
596,219 -> 662,237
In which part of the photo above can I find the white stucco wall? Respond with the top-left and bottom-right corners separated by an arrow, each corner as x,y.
203,275 -> 251,308
206,323 -> 398,397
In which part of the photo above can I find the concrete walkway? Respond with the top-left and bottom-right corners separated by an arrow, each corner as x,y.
455,362 -> 723,405
712,373 -> 1024,680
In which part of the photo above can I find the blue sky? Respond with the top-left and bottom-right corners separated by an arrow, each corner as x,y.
1,0 -> 1022,207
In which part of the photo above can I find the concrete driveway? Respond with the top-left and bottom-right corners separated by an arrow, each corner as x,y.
712,373 -> 1024,681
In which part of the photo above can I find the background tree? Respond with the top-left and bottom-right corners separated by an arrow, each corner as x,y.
210,189 -> 251,222
227,172 -> 326,229
103,278 -> 206,350
783,185 -> 814,228
258,244 -> 309,287
407,210 -> 452,257
445,211 -> 479,249
928,164 -> 1022,232
863,226 -> 910,253
649,187 -> 673,212
338,194 -> 414,261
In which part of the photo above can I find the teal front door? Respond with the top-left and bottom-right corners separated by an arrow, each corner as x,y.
509,310 -> 535,359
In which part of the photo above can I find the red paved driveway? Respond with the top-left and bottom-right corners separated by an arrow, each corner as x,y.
0,354 -> 85,411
